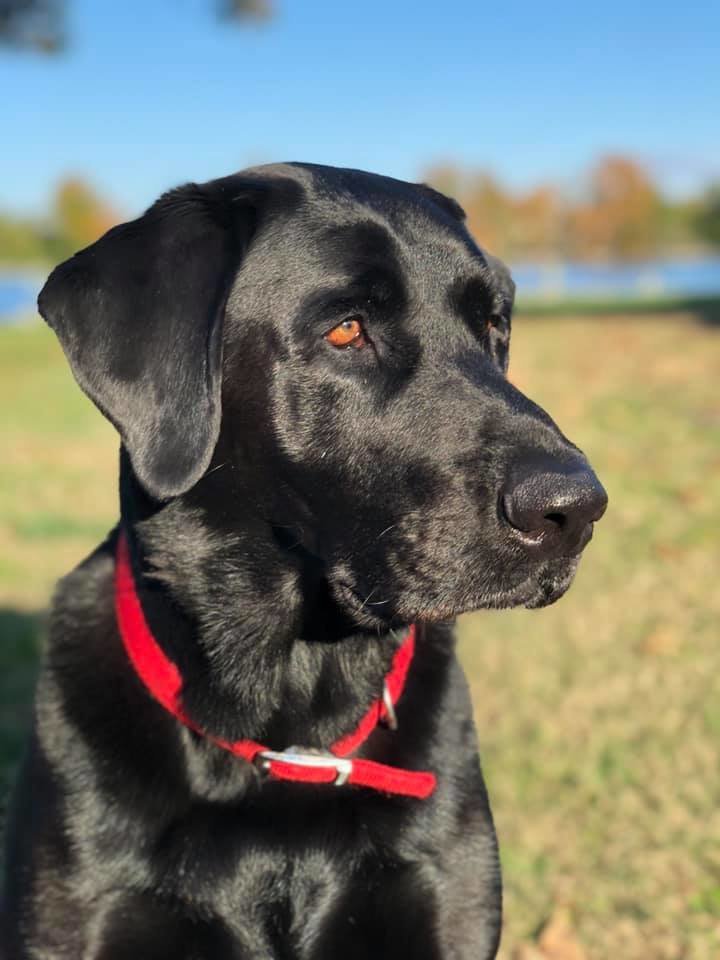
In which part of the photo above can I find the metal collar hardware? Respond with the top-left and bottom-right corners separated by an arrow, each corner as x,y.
255,749 -> 354,786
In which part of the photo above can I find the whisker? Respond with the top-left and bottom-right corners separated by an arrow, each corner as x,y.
203,460 -> 230,477
359,586 -> 379,610
376,524 -> 397,541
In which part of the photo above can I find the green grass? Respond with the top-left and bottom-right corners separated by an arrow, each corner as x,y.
516,293 -> 720,323
1,313 -> 719,958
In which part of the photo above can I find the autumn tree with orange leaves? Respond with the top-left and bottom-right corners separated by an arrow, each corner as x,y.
52,178 -> 118,256
425,155 -> 665,263
566,156 -> 662,260
0,156 -> 713,267
0,176 -> 118,264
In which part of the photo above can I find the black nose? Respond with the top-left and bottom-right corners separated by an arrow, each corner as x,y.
502,457 -> 608,556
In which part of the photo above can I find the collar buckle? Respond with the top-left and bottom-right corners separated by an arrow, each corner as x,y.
255,748 -> 354,786
382,681 -> 398,731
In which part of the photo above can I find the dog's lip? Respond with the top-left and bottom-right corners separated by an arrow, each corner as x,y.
519,557 -> 580,608
331,581 -> 469,631
332,549 -> 581,622
331,581 -> 397,626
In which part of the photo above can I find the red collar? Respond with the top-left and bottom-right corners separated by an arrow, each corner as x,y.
114,531 -> 436,799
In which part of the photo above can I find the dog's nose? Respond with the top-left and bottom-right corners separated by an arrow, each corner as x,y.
502,457 -> 608,556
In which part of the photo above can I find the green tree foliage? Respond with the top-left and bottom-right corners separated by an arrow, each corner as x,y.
0,214 -> 51,263
52,177 -> 117,256
693,183 -> 720,247
0,177 -> 118,265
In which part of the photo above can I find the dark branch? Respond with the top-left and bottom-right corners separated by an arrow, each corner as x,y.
0,0 -> 65,52
0,0 -> 274,55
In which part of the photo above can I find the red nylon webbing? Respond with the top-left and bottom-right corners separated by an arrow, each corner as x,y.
115,531 -> 436,799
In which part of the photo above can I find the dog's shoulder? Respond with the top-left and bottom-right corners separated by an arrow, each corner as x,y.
50,528 -> 117,627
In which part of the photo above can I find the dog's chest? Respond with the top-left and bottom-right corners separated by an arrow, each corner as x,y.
147,796 -> 444,957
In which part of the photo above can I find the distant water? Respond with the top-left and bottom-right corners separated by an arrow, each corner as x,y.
0,273 -> 41,322
1,256 -> 720,323
512,256 -> 720,300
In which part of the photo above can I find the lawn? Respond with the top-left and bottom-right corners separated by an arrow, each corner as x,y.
1,311 -> 719,958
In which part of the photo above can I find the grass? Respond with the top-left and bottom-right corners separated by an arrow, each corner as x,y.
1,311 -> 719,958
516,293 -> 720,324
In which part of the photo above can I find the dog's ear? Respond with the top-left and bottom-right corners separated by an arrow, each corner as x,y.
484,252 -> 516,313
38,177 -> 266,500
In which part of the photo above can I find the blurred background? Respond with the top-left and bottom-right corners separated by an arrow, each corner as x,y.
1,2 -> 719,957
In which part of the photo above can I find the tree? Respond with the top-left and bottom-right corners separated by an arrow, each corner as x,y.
0,213 -> 49,263
51,177 -> 118,257
508,185 -> 566,261
694,183 -> 720,247
462,172 -> 513,257
425,156 -> 673,263
0,0 -> 272,53
0,0 -> 63,51
425,165 -> 515,258
567,156 -> 662,260
0,177 -> 118,264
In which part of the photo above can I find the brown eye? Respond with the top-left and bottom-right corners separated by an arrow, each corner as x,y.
325,317 -> 366,349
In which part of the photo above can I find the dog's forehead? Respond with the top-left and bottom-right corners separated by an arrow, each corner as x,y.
287,162 -> 471,240
250,162 -> 491,293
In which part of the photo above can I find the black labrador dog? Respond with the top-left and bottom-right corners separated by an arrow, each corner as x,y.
1,163 -> 606,959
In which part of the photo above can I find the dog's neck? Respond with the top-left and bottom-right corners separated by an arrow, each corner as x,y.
118,453 -> 403,749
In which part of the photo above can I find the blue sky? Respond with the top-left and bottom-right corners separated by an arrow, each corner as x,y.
1,0 -> 718,218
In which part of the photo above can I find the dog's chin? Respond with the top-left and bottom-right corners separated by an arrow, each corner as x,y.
505,557 -> 581,610
455,557 -> 580,612
331,557 -> 581,629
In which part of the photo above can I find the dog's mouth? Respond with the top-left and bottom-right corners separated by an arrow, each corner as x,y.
330,581 -> 402,629
493,556 -> 581,610
331,555 -> 580,627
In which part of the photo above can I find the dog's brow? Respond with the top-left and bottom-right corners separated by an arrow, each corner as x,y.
319,220 -> 401,273
300,264 -> 404,315
448,275 -> 495,324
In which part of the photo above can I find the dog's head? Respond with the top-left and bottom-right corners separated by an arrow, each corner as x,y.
39,163 -> 606,625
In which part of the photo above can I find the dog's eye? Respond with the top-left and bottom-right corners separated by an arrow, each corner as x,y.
325,317 -> 367,349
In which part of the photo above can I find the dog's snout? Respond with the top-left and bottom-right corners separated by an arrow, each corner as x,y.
502,457 -> 608,556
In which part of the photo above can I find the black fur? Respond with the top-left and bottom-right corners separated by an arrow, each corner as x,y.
1,163 -> 605,959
